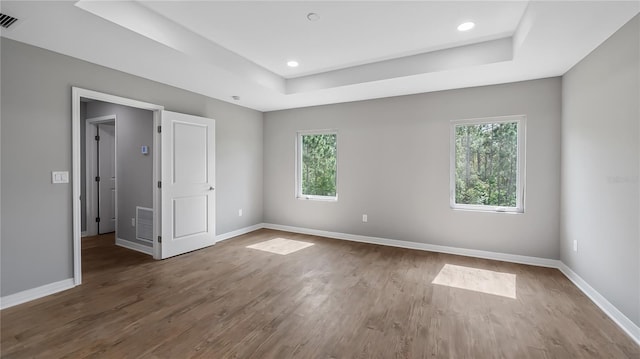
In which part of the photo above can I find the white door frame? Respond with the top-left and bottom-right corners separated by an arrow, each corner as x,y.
85,115 -> 116,237
72,87 -> 164,286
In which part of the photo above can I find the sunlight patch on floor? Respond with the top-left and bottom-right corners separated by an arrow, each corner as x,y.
246,238 -> 314,255
432,263 -> 517,299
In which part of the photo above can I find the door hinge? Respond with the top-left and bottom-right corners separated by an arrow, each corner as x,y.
157,125 -> 161,133
95,135 -> 100,141
157,236 -> 162,243
95,176 -> 100,182
95,217 -> 101,223
157,181 -> 162,188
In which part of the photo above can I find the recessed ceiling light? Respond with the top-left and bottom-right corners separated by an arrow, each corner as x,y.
307,12 -> 320,22
287,60 -> 299,68
457,22 -> 475,32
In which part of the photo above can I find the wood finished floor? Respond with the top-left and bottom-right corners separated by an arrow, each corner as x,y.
1,229 -> 638,358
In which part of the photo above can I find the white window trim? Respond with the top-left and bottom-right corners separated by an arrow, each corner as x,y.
296,129 -> 338,201
449,115 -> 526,213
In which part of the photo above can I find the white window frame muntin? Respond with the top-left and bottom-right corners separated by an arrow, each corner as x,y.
449,115 -> 526,213
296,129 -> 339,201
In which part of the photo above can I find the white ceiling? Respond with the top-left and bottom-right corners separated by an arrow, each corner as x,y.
1,1 -> 638,112
139,1 -> 528,78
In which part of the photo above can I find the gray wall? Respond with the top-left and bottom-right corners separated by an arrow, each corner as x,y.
264,78 -> 562,259
86,101 -> 154,247
561,15 -> 639,326
3,17 -> 636,331
0,38 -> 263,296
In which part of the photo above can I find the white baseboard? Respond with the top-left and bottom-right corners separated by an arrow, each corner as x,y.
116,238 -> 153,255
0,278 -> 75,310
216,223 -> 264,243
263,223 -> 638,345
558,263 -> 640,345
4,222 -> 638,346
262,223 -> 559,268
82,231 -> 98,238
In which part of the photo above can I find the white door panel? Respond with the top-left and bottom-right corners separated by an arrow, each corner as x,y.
173,122 -> 209,184
161,111 -> 215,259
173,196 -> 209,239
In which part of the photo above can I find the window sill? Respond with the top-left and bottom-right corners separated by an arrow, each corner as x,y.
296,195 -> 338,202
451,205 -> 524,214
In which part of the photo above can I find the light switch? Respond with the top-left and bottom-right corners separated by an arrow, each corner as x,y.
52,171 -> 69,184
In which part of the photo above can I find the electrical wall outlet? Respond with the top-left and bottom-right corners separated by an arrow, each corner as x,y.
131,218 -> 136,227
238,209 -> 243,217
573,240 -> 578,252
362,214 -> 368,223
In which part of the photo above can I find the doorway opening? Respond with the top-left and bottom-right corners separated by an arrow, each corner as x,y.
81,100 -> 157,258
73,87 -> 218,287
72,88 -> 163,286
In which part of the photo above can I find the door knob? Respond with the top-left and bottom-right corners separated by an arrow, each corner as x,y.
209,186 -> 215,191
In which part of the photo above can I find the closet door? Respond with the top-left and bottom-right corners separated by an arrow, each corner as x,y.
97,123 -> 116,234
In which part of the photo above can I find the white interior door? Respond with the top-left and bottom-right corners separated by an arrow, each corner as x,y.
160,111 -> 216,259
98,123 -> 116,234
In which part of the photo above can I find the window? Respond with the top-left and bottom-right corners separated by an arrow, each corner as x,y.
296,130 -> 338,200
450,115 -> 525,213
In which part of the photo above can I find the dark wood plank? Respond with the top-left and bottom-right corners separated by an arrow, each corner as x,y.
1,229 -> 637,358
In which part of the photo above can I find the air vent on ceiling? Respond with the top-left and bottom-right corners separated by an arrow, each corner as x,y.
0,13 -> 19,29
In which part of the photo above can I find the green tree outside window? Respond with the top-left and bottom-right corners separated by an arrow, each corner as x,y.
453,120 -> 523,210
299,133 -> 337,198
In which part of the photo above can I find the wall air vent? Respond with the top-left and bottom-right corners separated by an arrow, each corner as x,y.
136,206 -> 154,244
0,13 -> 19,29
